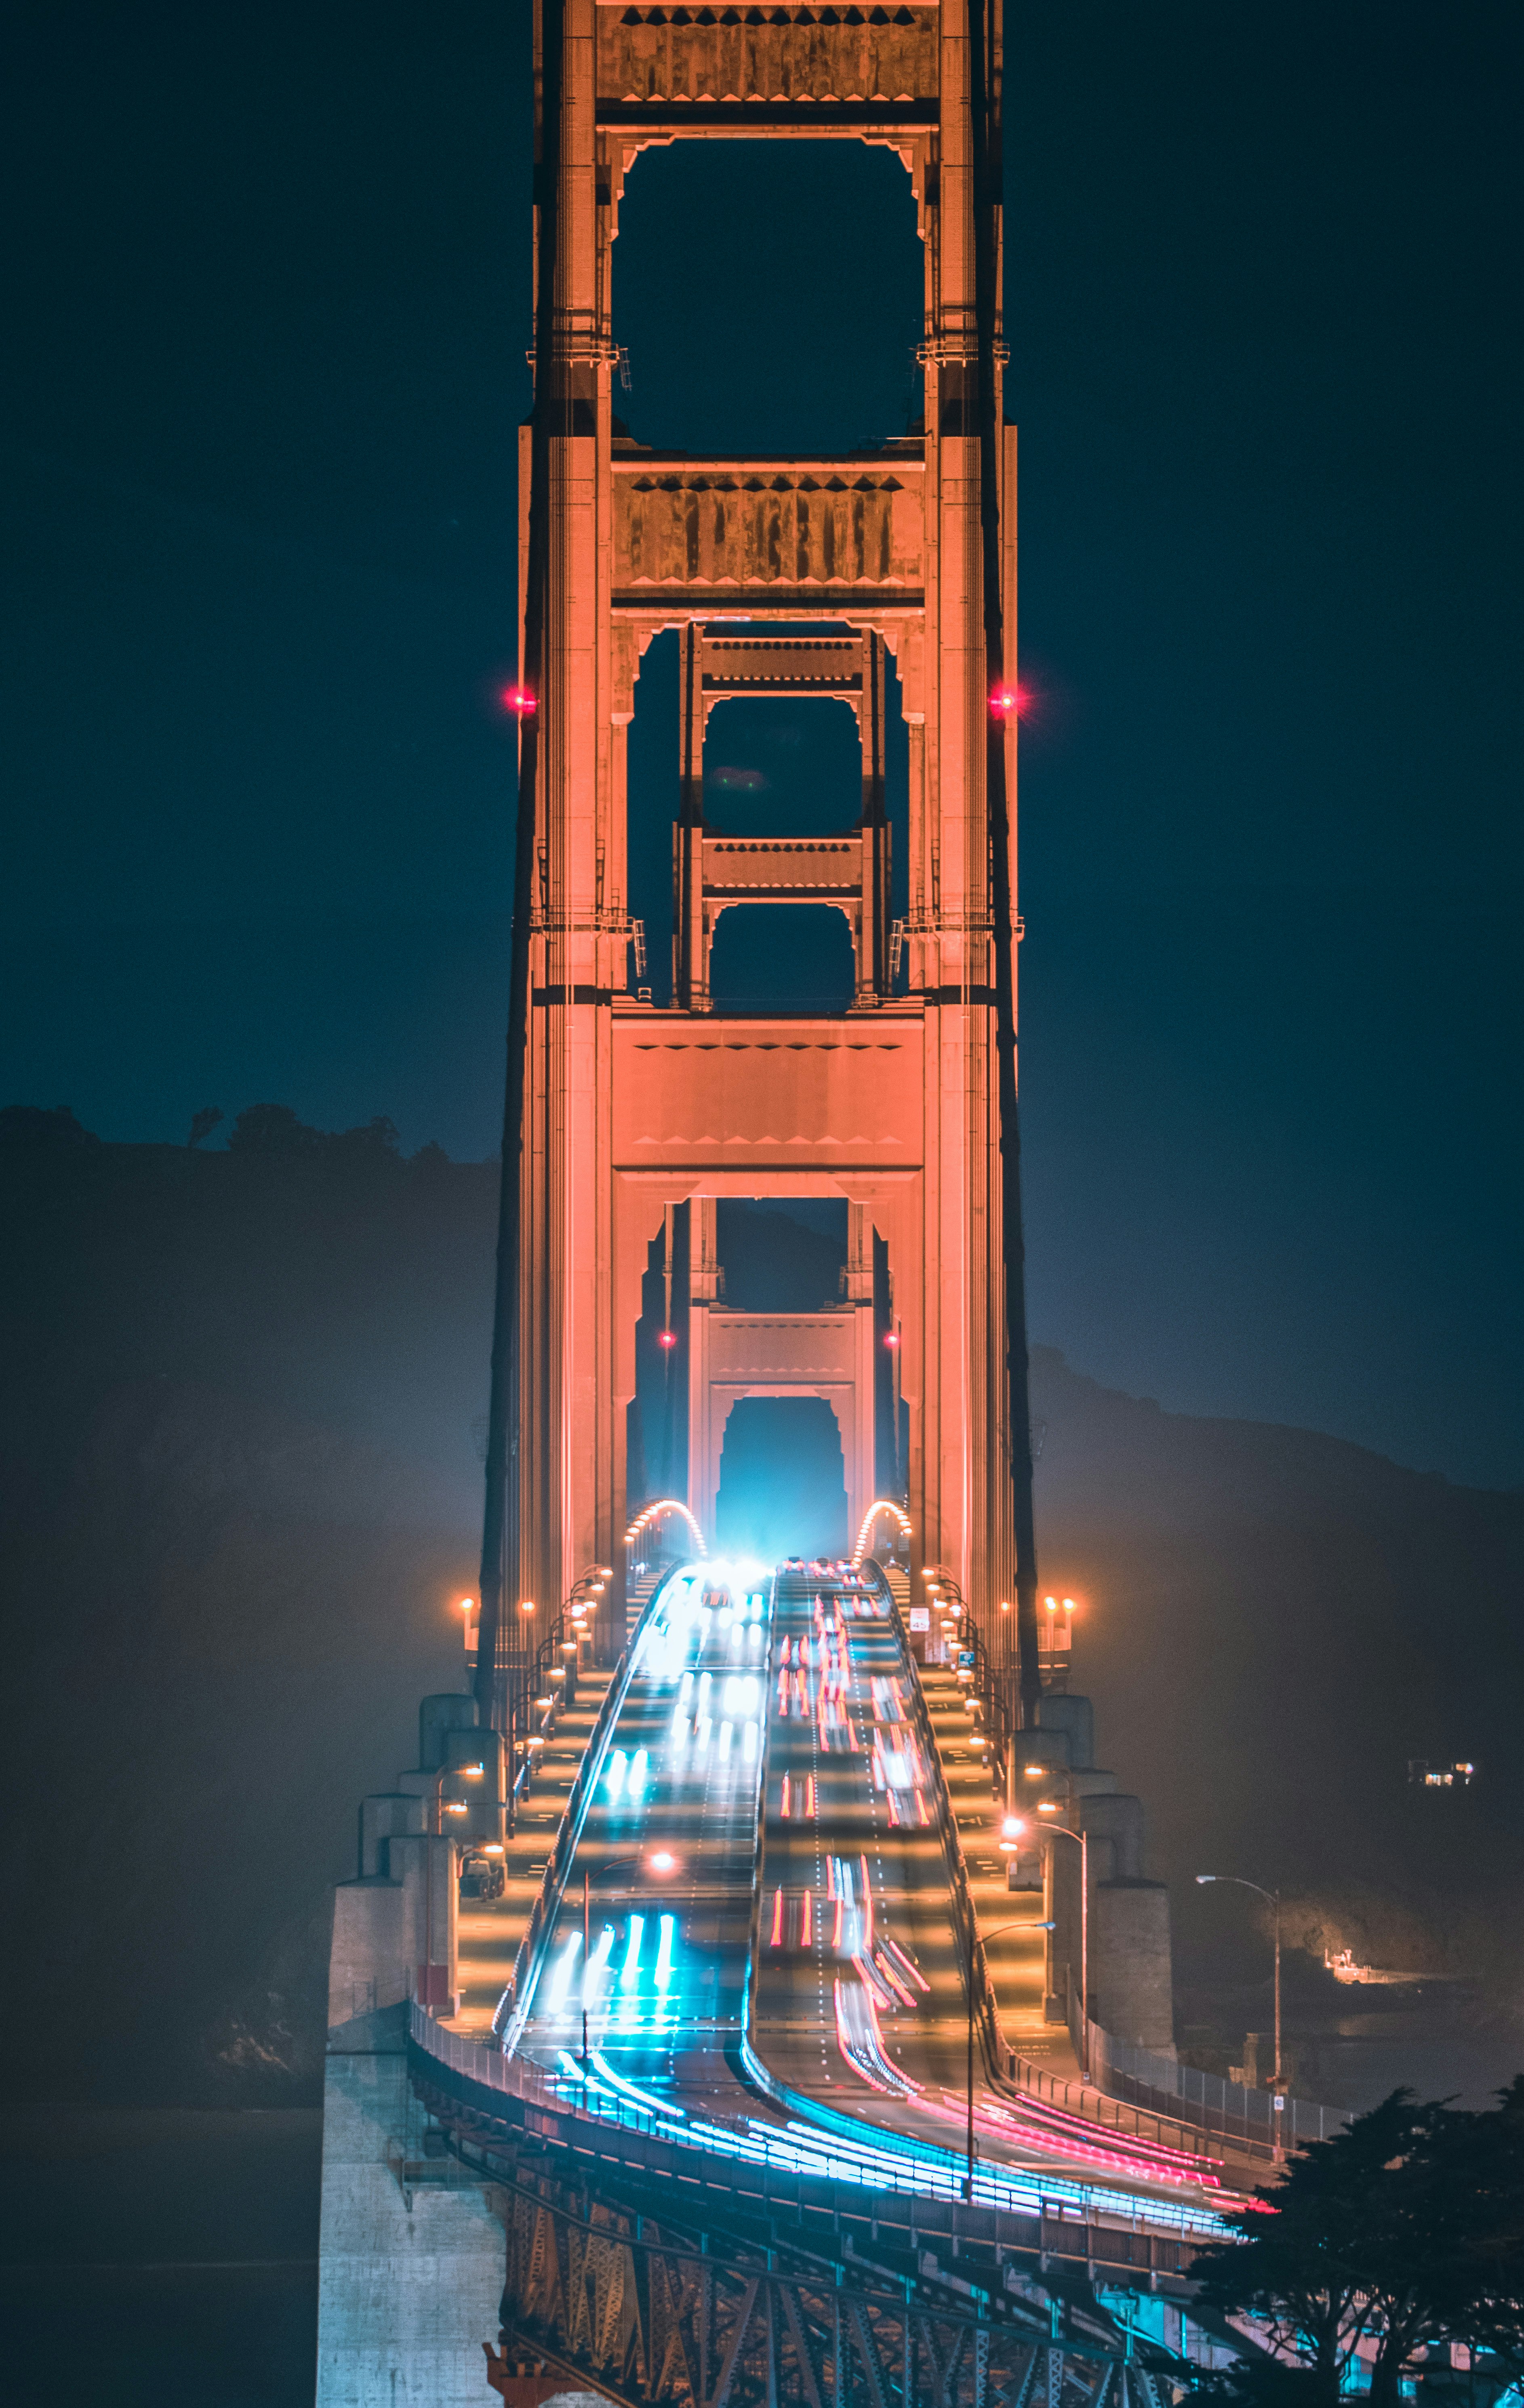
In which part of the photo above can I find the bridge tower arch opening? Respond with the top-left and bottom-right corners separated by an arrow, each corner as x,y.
714,1395 -> 848,1564
491,0 -> 1036,1729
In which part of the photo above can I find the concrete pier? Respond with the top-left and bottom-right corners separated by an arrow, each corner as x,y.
316,2008 -> 506,2407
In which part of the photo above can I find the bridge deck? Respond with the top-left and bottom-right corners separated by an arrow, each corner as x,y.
470,1559 -> 1240,2223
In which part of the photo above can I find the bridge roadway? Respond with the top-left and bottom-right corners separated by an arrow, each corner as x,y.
463,1558 -> 1242,2237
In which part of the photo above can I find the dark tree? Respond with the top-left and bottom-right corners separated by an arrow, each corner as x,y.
226,1103 -> 323,1156
1191,2093 -> 1421,2406
0,1104 -> 97,1148
326,1115 -> 402,1164
1191,2086 -> 1524,2408
1438,2077 -> 1524,2383
187,1105 -> 224,1149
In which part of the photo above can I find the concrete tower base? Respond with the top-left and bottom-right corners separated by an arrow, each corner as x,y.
316,2013 -> 505,2408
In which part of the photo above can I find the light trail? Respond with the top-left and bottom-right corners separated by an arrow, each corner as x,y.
505,1554 -> 1235,2254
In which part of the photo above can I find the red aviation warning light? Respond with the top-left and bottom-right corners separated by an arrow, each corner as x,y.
657,1327 -> 678,1350
501,685 -> 537,716
989,685 -> 1027,720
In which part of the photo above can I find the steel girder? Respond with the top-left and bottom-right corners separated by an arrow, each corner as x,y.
485,2167 -> 1183,2408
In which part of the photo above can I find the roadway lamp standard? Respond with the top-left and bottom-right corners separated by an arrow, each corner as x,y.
421,1763 -> 483,2014
962,1913 -> 1052,2201
1196,1873 -> 1282,2096
432,1761 -> 484,1836
1040,1813 -> 1089,2080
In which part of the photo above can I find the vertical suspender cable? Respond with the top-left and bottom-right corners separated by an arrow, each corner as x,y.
968,0 -> 1042,1728
476,0 -> 566,1729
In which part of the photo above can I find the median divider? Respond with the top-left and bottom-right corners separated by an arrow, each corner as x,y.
741,1562 -> 997,2167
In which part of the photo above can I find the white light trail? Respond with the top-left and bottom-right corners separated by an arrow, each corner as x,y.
545,1931 -> 582,2013
619,1914 -> 644,1989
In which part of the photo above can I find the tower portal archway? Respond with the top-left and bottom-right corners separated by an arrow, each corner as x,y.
715,1397 -> 848,1564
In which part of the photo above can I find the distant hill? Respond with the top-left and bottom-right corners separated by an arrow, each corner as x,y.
0,1122 -> 493,2105
0,1118 -> 1518,2104
1029,1349 -> 1524,2019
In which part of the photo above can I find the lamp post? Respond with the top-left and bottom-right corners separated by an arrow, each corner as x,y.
1041,1818 -> 1089,2079
562,1563 -> 613,1672
422,1763 -> 483,2012
963,1914 -> 1053,2200
1196,1873 -> 1281,2094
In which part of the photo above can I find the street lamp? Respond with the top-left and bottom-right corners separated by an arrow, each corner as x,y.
421,1764 -> 483,2013
1042,1816 -> 1089,2079
963,1915 -> 1053,2199
1196,1873 -> 1281,2094
432,1761 -> 484,1835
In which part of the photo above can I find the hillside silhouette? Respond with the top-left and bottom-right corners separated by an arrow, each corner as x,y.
0,1108 -> 1519,2106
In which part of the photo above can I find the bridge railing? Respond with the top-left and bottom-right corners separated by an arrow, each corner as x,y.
410,2006 -> 1218,2276
1078,2019 -> 1343,2154
414,2003 -> 667,2140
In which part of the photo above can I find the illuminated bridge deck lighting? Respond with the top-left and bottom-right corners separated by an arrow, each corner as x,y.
623,1498 -> 707,1557
850,1499 -> 913,1569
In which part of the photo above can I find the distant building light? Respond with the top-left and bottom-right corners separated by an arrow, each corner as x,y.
1408,1758 -> 1477,1788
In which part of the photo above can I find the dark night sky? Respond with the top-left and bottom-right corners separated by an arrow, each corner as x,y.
2,2 -> 1520,1489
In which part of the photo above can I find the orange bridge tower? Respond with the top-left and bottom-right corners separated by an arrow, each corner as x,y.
480,0 -> 1037,1731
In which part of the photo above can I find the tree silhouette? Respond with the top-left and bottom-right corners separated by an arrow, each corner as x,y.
226,1104 -> 322,1157
1191,2084 -> 1524,2406
187,1106 -> 223,1150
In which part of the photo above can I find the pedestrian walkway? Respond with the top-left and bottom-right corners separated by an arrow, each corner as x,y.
446,1669 -> 613,2037
915,1657 -> 1084,2083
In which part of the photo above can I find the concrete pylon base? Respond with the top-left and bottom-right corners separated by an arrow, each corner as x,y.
316,2025 -> 505,2406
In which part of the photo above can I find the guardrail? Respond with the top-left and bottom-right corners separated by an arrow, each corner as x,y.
743,1566 -> 777,2080
410,2005 -> 1219,2254
1081,2022 -> 1341,2153
874,1576 -> 1025,2069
